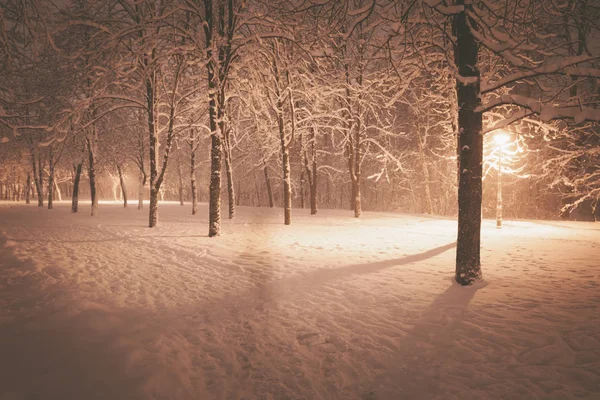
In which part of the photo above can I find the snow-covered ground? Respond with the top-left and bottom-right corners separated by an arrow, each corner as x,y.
0,201 -> 598,400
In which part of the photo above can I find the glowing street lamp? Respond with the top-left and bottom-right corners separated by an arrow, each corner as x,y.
494,131 -> 511,229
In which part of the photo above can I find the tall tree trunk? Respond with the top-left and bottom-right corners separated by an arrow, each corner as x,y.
254,172 -> 262,207
276,104 -> 291,225
72,162 -> 83,213
207,89 -> 222,237
47,151 -> 54,209
147,71 -> 160,227
190,137 -> 198,215
86,136 -> 98,216
310,128 -> 318,215
300,134 -> 306,209
25,174 -> 31,204
54,179 -> 62,202
138,172 -> 145,210
31,154 -> 44,207
176,154 -> 184,206
453,1 -> 483,285
263,159 -> 274,208
222,122 -> 235,219
418,134 -> 434,214
117,164 -> 128,208
280,135 -> 292,225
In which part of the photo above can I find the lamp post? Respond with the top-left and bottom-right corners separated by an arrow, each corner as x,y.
494,131 -> 510,229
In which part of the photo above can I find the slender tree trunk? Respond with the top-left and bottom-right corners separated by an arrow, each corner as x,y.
276,107 -> 291,225
25,174 -> 31,204
222,122 -> 235,219
86,136 -> 98,216
117,164 -> 128,208
418,135 -> 434,214
147,73 -> 159,227
176,155 -> 184,206
72,162 -> 83,213
190,138 -> 198,215
280,138 -> 292,225
138,173 -> 145,210
263,159 -> 274,208
54,179 -> 62,202
453,1 -> 483,285
310,132 -> 318,215
47,151 -> 54,209
300,167 -> 305,209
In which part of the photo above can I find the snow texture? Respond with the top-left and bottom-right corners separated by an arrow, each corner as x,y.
1,202 -> 599,399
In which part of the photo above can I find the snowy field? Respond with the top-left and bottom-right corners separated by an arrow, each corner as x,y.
0,201 -> 599,400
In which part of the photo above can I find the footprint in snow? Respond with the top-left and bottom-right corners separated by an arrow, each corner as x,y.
296,331 -> 323,346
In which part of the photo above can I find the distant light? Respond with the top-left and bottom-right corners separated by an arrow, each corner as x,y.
494,131 -> 510,145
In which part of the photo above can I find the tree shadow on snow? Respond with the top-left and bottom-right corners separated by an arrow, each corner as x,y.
370,279 -> 487,399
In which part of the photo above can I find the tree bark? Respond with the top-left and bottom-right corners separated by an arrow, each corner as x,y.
31,154 -> 44,207
417,132 -> 434,214
177,155 -> 184,206
221,119 -> 235,219
117,164 -> 128,208
47,150 -> 54,210
453,1 -> 483,285
310,128 -> 318,215
190,136 -> 198,215
72,162 -> 83,213
25,174 -> 31,204
147,73 -> 159,227
138,172 -> 146,210
263,159 -> 274,208
86,136 -> 98,216
207,88 -> 222,237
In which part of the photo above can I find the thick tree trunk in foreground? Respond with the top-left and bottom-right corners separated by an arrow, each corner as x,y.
208,90 -> 222,237
454,1 -> 483,285
72,162 -> 83,213
86,136 -> 98,216
117,164 -> 128,208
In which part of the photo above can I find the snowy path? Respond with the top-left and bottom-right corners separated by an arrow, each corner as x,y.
1,202 -> 599,399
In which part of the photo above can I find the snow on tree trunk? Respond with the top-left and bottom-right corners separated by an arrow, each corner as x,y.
220,117 -> 235,219
54,179 -> 62,202
72,162 -> 82,213
276,97 -> 292,225
148,74 -> 159,227
117,164 -> 128,208
453,1 -> 483,285
281,143 -> 292,225
138,173 -> 145,210
87,136 -> 98,216
208,89 -> 222,237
